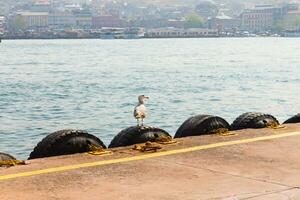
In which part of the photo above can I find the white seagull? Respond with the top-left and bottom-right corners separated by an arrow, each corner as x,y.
134,95 -> 149,126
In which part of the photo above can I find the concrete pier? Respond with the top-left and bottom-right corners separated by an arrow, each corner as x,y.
2,124 -> 300,200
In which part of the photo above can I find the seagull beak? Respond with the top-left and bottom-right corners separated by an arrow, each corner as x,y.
145,96 -> 149,99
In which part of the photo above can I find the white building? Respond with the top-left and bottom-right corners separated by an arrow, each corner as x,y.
209,12 -> 240,31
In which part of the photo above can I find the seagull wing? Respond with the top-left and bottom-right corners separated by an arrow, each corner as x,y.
134,106 -> 139,118
134,105 -> 147,119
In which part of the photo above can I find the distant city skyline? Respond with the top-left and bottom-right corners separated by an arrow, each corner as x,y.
1,0 -> 300,38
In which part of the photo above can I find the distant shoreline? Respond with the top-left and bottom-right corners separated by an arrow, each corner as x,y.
1,36 -> 295,41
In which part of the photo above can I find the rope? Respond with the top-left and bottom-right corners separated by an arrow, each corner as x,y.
266,124 -> 286,129
154,135 -> 179,145
86,144 -> 112,156
209,128 -> 237,136
0,160 -> 26,167
133,142 -> 162,152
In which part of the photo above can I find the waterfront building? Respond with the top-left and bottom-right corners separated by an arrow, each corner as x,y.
92,15 -> 125,28
283,10 -> 300,30
241,6 -> 274,32
131,18 -> 168,29
268,3 -> 298,22
72,9 -> 92,28
48,11 -> 76,28
0,16 -> 6,34
146,27 -> 218,38
241,3 -> 300,32
208,12 -> 240,31
167,19 -> 185,29
12,12 -> 49,30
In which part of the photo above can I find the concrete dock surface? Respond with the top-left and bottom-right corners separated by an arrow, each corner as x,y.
2,124 -> 300,200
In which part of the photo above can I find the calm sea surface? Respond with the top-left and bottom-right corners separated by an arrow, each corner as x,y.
0,38 -> 300,159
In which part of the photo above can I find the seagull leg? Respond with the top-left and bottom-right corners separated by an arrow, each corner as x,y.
137,119 -> 139,126
141,118 -> 144,127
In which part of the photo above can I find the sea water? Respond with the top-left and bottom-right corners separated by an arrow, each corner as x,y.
0,38 -> 299,159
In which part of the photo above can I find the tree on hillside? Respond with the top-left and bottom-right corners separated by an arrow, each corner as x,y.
184,13 -> 204,29
274,20 -> 284,32
291,15 -> 300,28
282,15 -> 300,30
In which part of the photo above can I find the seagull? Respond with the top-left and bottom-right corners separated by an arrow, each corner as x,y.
134,95 -> 149,126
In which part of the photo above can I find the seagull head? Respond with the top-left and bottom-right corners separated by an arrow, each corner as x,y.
138,95 -> 149,104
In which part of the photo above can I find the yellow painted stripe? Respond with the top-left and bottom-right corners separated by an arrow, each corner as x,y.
1,131 -> 300,181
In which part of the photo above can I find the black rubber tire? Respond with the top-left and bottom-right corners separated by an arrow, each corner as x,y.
231,112 -> 279,131
174,115 -> 230,138
283,114 -> 300,124
108,126 -> 171,148
29,129 -> 106,160
0,152 -> 16,161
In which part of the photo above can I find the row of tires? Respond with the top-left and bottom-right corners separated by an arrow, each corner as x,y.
1,112 -> 300,162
